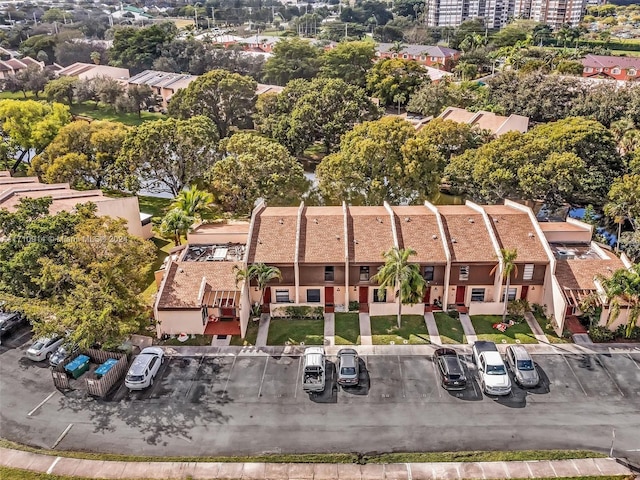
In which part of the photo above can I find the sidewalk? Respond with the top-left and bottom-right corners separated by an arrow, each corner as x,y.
0,447 -> 634,479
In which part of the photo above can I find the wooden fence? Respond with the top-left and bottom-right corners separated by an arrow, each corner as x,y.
51,348 -> 129,397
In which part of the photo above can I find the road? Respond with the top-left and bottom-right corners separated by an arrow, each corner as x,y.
1,328 -> 640,461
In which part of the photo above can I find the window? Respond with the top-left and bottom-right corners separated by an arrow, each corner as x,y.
307,289 -> 321,303
502,288 -> 517,302
585,67 -> 592,73
360,266 -> 370,281
523,264 -> 534,281
629,69 -> 637,76
275,290 -> 290,303
373,288 -> 386,302
402,54 -> 408,59
424,266 -> 434,281
431,56 -> 437,61
419,55 -> 426,61
324,266 -> 334,282
392,53 -> 398,58
459,266 -> 469,281
471,288 -> 485,302
612,67 -> 621,74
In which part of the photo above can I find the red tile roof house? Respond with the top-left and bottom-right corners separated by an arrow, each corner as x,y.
0,56 -> 44,80
581,54 -> 640,82
375,43 -> 460,72
153,199 -> 637,341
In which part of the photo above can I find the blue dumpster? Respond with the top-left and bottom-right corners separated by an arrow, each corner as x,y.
95,358 -> 118,378
64,354 -> 90,379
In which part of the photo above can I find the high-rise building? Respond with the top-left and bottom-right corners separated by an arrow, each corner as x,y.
426,0 -> 588,29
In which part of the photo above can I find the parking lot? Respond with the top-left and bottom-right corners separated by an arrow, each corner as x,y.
1,329 -> 640,459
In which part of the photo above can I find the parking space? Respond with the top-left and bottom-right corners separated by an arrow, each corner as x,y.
222,356 -> 267,402
398,356 -> 440,400
530,354 -> 588,400
564,354 -> 624,398
592,353 -> 640,398
259,355 -> 301,403
362,355 -> 405,402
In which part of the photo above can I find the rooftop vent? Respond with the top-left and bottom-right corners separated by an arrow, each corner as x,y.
493,217 -> 499,223
314,218 -> 319,224
451,238 -> 457,243
528,232 -> 535,238
336,235 -> 340,240
354,240 -> 359,244
377,217 -> 383,223
405,217 -> 411,222
468,218 -> 474,223
278,218 -> 284,225
432,234 -> 438,240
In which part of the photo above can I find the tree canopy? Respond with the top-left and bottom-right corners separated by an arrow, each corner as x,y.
109,23 -> 178,74
365,58 -> 430,107
209,132 -> 309,215
316,117 -> 444,205
117,116 -> 219,196
263,38 -> 322,86
167,69 -> 257,139
254,77 -> 382,155
319,41 -> 376,88
30,120 -> 129,190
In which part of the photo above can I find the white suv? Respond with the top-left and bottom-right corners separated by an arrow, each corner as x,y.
125,347 -> 164,390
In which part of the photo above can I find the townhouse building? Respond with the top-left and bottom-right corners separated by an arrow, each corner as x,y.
375,44 -> 460,71
581,54 -> 640,82
0,56 -> 44,80
154,200 -> 635,340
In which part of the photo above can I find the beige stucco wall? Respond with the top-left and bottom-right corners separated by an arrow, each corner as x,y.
187,232 -> 250,244
542,230 -> 592,244
468,302 -> 503,315
141,222 -> 153,240
156,309 -> 204,338
369,302 -> 423,316
96,197 -> 144,238
599,307 -> 639,331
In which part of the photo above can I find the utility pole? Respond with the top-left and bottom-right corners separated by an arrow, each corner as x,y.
344,22 -> 347,39
33,11 -> 37,25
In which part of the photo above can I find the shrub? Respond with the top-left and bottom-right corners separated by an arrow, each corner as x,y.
531,303 -> 546,318
615,324 -> 640,340
588,325 -> 615,342
507,299 -> 529,322
348,301 -> 360,312
283,305 -> 324,319
447,309 -> 459,319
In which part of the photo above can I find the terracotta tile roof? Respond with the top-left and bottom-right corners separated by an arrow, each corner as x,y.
347,206 -> 395,263
554,251 -> 625,290
248,207 -> 298,264
157,261 -> 242,309
299,206 -> 345,264
483,205 -> 548,263
438,205 -> 495,263
582,54 -> 640,70
391,206 -> 446,263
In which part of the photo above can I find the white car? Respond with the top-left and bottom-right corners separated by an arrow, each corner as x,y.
124,347 -> 164,390
25,335 -> 65,362
478,351 -> 512,396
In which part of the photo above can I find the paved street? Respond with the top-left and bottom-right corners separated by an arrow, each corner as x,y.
1,329 -> 640,462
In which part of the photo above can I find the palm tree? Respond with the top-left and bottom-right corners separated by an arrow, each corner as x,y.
234,263 -> 282,314
170,186 -> 214,220
598,264 -> 640,338
372,247 -> 426,328
490,248 -> 519,323
160,208 -> 194,246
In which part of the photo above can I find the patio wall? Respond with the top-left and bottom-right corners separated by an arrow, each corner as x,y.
369,302 -> 423,316
468,301 -> 503,315
156,309 -> 203,338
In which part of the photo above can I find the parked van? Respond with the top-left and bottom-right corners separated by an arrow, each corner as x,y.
125,347 -> 164,390
302,347 -> 326,393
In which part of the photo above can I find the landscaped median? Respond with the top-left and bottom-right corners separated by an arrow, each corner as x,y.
370,315 -> 430,345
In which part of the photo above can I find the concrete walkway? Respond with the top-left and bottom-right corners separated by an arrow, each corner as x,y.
458,313 -> 478,344
524,312 -> 549,344
0,447 -> 634,479
324,312 -> 335,346
255,313 -> 271,347
424,312 -> 441,345
359,312 -> 372,345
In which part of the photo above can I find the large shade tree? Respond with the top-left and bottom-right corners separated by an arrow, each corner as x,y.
372,247 -> 426,328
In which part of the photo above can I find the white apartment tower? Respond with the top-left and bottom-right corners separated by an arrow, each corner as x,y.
426,0 -> 587,28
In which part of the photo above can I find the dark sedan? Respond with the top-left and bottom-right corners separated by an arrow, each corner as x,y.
0,312 -> 26,340
434,348 -> 467,390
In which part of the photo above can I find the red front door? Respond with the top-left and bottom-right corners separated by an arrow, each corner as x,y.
423,286 -> 431,304
261,287 -> 271,313
359,287 -> 369,313
455,286 -> 466,304
324,286 -> 334,313
520,285 -> 529,300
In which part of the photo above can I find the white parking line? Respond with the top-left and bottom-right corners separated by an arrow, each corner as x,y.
294,356 -> 302,398
431,358 -> 442,398
627,353 -> 640,370
562,356 -> 588,397
51,423 -> 73,449
597,356 -> 625,397
222,355 -> 237,396
46,457 -> 61,474
398,356 -> 406,398
257,356 -> 269,398
184,355 -> 205,399
27,391 -> 57,417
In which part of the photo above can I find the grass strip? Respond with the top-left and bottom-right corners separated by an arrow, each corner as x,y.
334,312 -> 361,345
0,439 -> 605,464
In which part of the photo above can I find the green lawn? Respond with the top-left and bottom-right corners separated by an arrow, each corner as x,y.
334,312 -> 360,345
266,318 -> 324,345
70,102 -> 163,126
470,315 -> 538,344
535,313 -> 571,344
370,315 -> 429,345
230,318 -> 260,346
0,91 -> 37,100
434,312 -> 465,344
137,195 -> 173,220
